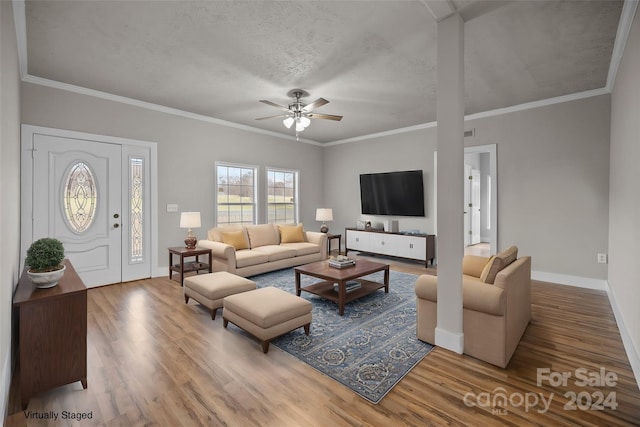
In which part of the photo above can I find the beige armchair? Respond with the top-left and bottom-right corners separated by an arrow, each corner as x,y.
414,247 -> 531,368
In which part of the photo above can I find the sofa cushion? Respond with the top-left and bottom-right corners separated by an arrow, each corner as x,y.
280,242 -> 320,256
278,224 -> 305,243
208,225 -> 245,242
235,250 -> 269,268
221,230 -> 249,250
462,255 -> 490,278
252,245 -> 297,261
480,246 -> 518,284
246,224 -> 279,248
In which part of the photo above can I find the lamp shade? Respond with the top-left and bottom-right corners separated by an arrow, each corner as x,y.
283,117 -> 294,129
180,212 -> 201,229
315,208 -> 333,222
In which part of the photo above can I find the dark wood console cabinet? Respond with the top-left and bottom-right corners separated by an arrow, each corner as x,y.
13,259 -> 87,409
345,227 -> 435,267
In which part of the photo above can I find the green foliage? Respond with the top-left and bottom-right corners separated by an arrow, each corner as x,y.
25,238 -> 65,272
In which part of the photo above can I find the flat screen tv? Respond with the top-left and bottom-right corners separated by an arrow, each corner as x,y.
360,170 -> 425,216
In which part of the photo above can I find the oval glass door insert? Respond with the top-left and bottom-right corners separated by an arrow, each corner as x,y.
63,161 -> 98,233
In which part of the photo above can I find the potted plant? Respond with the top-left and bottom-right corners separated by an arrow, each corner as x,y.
25,237 -> 66,288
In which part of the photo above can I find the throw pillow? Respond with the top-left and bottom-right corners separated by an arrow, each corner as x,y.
279,224 -> 305,243
221,230 -> 249,250
499,245 -> 518,266
480,256 -> 502,284
480,246 -> 519,284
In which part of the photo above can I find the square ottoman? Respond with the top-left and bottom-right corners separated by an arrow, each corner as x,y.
223,287 -> 312,353
184,271 -> 256,320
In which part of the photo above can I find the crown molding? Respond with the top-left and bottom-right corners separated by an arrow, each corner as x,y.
325,87 -> 610,145
12,0 -> 27,79
325,121 -> 438,146
606,0 -> 639,91
21,75 -> 321,145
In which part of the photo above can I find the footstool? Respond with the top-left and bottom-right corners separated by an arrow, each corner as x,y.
223,287 -> 312,353
184,271 -> 256,320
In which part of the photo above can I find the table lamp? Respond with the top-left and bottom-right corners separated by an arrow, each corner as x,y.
180,211 -> 201,249
315,208 -> 333,233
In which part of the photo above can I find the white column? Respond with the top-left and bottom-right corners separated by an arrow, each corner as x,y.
435,13 -> 464,353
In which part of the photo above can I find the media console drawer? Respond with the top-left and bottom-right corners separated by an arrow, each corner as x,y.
344,228 -> 435,267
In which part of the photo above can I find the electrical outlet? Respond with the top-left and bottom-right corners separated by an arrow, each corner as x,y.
597,253 -> 608,264
166,204 -> 178,212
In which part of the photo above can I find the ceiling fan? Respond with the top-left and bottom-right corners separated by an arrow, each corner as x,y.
256,89 -> 343,135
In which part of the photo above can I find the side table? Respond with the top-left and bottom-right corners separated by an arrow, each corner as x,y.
169,247 -> 212,286
13,259 -> 87,409
326,233 -> 342,255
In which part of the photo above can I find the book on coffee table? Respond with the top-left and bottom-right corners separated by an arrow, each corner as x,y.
333,281 -> 361,293
329,259 -> 356,268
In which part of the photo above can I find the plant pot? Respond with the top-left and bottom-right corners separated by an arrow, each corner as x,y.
27,264 -> 66,289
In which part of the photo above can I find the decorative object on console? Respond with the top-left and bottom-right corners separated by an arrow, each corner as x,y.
315,208 -> 333,233
25,237 -> 66,288
180,211 -> 201,249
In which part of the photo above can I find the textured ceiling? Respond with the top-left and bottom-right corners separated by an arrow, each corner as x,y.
24,0 -> 623,143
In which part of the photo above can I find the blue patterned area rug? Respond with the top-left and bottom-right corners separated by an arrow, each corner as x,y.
248,268 -> 434,404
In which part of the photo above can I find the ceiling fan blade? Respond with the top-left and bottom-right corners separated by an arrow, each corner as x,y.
301,98 -> 329,112
259,100 -> 291,112
307,113 -> 343,121
255,114 -> 290,120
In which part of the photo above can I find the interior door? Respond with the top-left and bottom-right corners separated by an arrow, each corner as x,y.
464,164 -> 471,246
32,134 -> 122,287
470,169 -> 481,245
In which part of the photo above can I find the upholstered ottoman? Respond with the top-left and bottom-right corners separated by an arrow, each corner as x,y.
184,271 -> 256,320
222,287 -> 312,353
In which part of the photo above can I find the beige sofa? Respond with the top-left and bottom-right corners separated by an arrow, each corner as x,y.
414,246 -> 531,368
197,223 -> 328,277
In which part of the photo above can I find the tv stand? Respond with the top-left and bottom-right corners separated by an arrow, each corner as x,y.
345,228 -> 435,267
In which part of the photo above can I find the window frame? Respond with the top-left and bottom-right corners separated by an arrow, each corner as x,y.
266,167 -> 299,225
215,162 -> 258,227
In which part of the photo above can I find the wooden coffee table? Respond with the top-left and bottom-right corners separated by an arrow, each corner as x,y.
294,259 -> 390,315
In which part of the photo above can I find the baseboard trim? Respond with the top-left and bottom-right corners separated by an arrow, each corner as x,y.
606,283 -> 640,391
434,327 -> 464,354
531,270 -> 608,291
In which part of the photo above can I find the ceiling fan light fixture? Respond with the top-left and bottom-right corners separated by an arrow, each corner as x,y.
258,89 -> 342,136
283,117 -> 294,129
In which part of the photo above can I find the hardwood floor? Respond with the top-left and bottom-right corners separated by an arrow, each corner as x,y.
6,257 -> 640,426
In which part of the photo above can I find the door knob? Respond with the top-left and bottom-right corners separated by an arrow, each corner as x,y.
113,223 -> 120,228
113,213 -> 120,219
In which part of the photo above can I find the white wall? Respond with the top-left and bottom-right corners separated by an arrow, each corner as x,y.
609,7 -> 640,385
325,95 -> 611,282
20,83 -> 326,273
1,0 -> 23,418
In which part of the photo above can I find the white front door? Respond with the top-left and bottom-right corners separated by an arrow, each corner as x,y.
32,134 -> 123,286
23,126 -> 155,287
